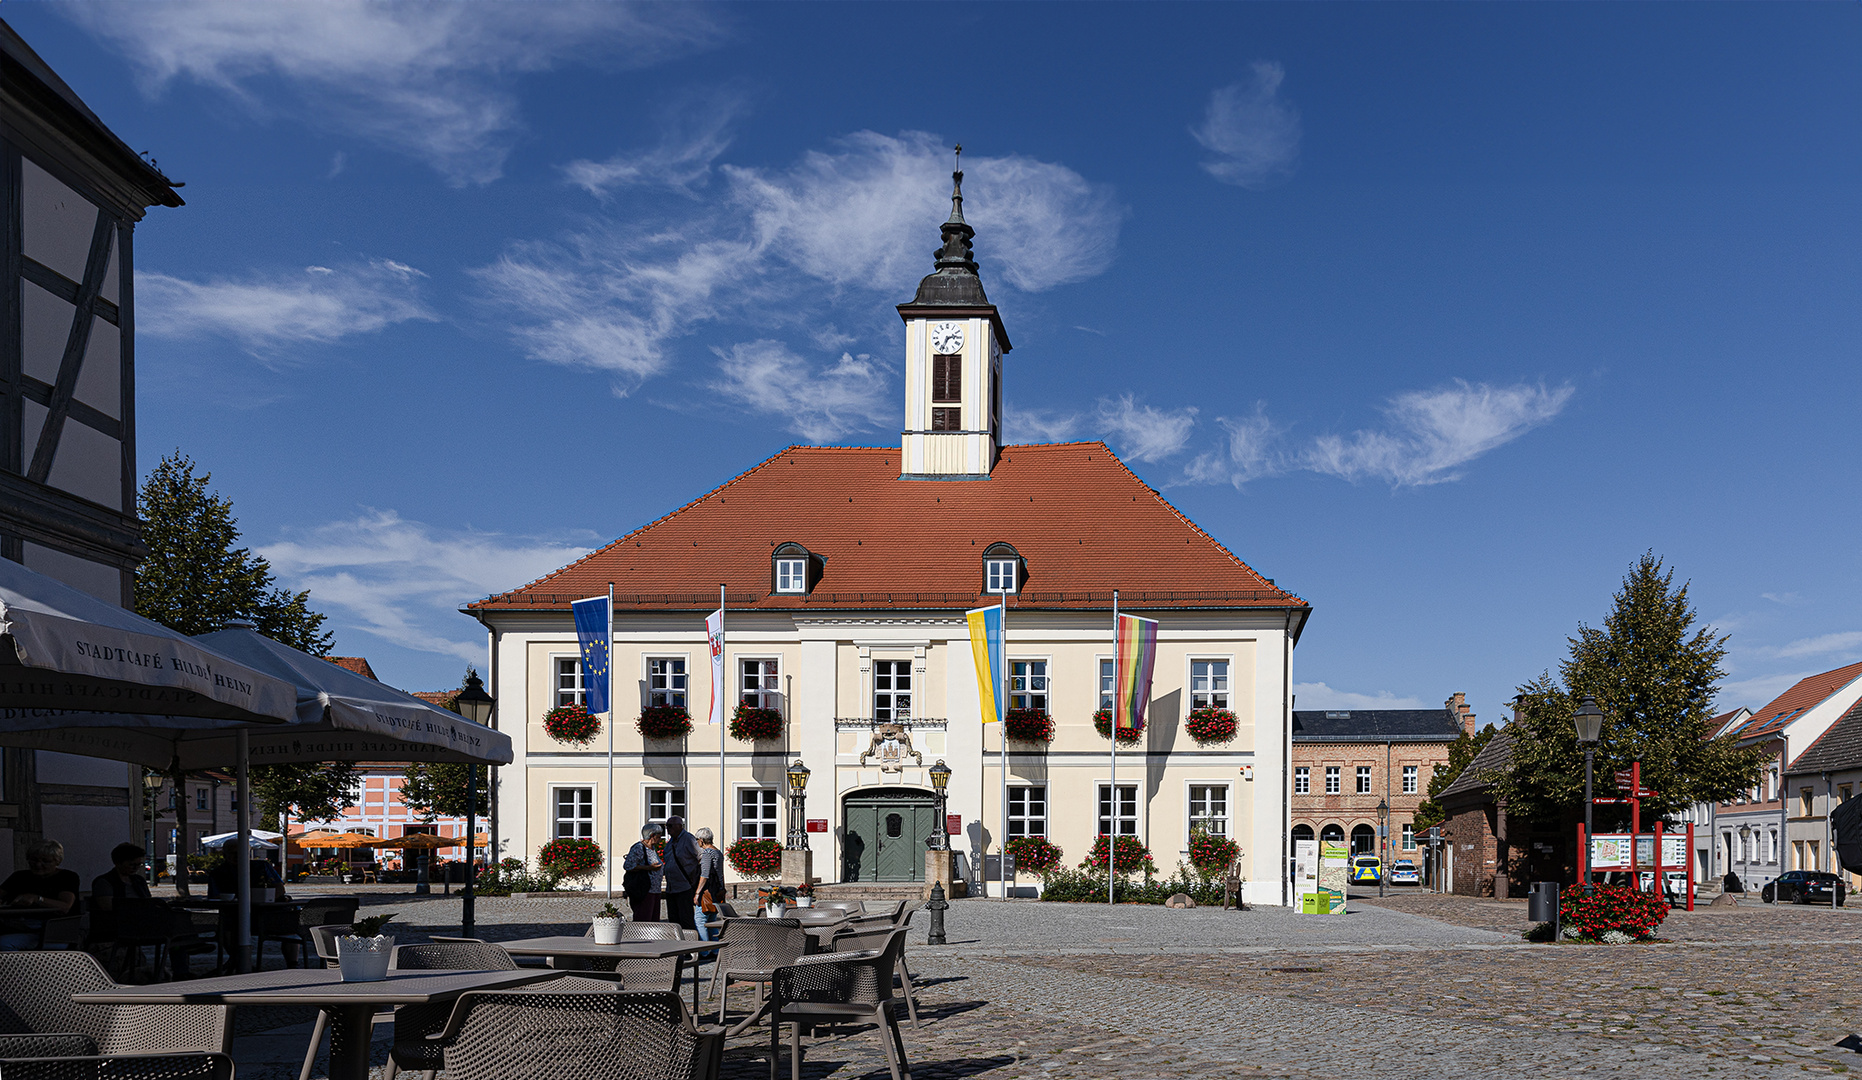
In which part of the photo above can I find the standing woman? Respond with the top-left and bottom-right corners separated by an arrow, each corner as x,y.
621,824 -> 664,923
692,828 -> 726,941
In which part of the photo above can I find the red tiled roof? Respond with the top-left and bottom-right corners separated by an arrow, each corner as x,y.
1730,661 -> 1862,741
324,656 -> 378,680
412,691 -> 456,709
470,443 -> 1307,616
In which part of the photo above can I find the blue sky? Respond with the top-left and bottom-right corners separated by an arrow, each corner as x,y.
13,3 -> 1860,720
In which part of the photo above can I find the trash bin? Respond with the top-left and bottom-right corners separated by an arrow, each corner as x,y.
1527,880 -> 1560,923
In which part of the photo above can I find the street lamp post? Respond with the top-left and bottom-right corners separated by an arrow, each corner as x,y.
143,771 -> 165,885
1738,823 -> 1751,900
1573,697 -> 1605,892
786,760 -> 811,850
1376,799 -> 1389,898
453,669 -> 495,940
929,760 -> 952,851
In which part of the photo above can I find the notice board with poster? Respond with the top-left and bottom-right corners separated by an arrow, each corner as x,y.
1302,841 -> 1349,914
1294,839 -> 1318,908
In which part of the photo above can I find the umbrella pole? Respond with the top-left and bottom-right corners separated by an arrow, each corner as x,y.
463,767 -> 477,939
236,729 -> 251,974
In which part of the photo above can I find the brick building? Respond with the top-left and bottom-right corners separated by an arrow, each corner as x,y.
1290,694 -> 1474,872
1436,729 -> 1518,896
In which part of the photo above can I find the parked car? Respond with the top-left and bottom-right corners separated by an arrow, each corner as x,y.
1389,859 -> 1420,886
1349,855 -> 1382,885
1761,870 -> 1847,906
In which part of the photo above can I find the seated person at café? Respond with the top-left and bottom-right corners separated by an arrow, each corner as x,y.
1,838 -> 81,949
90,843 -> 152,940
207,855 -> 290,900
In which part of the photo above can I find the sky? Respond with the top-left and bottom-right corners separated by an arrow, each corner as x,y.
11,2 -> 1860,721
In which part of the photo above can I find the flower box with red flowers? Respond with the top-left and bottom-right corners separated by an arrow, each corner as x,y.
1185,707 -> 1238,745
543,702 -> 601,745
1004,708 -> 1054,743
1187,831 -> 1240,877
1083,834 -> 1155,876
726,838 -> 783,878
636,705 -> 693,740
1092,708 -> 1144,745
729,704 -> 784,742
1004,835 -> 1063,874
538,838 -> 603,879
1557,882 -> 1669,941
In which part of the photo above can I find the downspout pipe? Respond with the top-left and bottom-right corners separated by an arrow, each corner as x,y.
471,609 -> 501,872
1282,609 -> 1293,909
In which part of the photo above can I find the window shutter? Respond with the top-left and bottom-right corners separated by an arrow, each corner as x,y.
932,354 -> 960,403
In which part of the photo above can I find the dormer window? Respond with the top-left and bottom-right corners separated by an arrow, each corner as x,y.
982,542 -> 1023,595
771,542 -> 818,595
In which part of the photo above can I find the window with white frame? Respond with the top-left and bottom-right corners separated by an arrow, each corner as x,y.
1189,784 -> 1229,838
554,787 -> 594,839
1097,784 -> 1138,836
1768,830 -> 1778,864
1008,785 -> 1046,838
1402,765 -> 1418,795
555,657 -> 585,707
646,787 -> 687,826
1294,767 -> 1310,795
986,559 -> 1017,594
1356,766 -> 1372,794
741,659 -> 779,708
874,660 -> 911,720
1401,823 -> 1416,851
1099,659 -> 1115,710
196,788 -> 209,811
738,789 -> 778,840
1010,660 -> 1047,711
647,658 -> 686,709
1190,660 -> 1229,709
1325,767 -> 1341,795
775,558 -> 807,594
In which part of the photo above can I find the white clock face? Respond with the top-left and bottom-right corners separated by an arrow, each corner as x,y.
930,322 -> 965,354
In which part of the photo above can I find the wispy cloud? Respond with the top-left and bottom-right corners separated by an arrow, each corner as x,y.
1293,682 -> 1427,711
1761,591 -> 1804,605
63,2 -> 719,186
1005,407 -> 1083,444
136,260 -> 435,353
260,511 -> 593,663
1183,404 -> 1281,488
563,92 -> 741,195
481,130 -> 1122,408
1716,671 -> 1818,712
1192,62 -> 1301,190
708,340 -> 891,442
1302,380 -> 1574,487
1756,631 -> 1862,661
1094,394 -> 1198,463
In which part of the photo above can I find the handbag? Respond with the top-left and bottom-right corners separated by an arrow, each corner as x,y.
700,893 -> 717,915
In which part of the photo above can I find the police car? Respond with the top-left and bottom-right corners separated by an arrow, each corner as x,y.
1349,855 -> 1382,885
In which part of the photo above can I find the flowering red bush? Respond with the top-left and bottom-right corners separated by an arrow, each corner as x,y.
1560,883 -> 1668,940
1004,708 -> 1054,743
1187,831 -> 1240,878
543,703 -> 600,745
726,838 -> 783,878
1083,835 -> 1155,876
538,838 -> 602,880
1185,708 -> 1238,745
1005,835 -> 1063,873
637,705 -> 693,739
1092,708 -> 1144,745
729,704 -> 784,741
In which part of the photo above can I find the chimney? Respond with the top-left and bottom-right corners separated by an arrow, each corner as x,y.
1446,692 -> 1475,736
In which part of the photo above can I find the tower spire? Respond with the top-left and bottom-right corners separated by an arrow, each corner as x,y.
910,142 -> 987,305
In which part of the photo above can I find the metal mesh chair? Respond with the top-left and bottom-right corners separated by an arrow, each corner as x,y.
813,901 -> 865,914
382,941 -> 519,1080
829,924 -> 919,1027
438,990 -> 721,1080
706,920 -> 807,1030
284,898 -> 358,967
0,952 -> 229,1055
767,931 -> 911,1080
0,1052 -> 233,1080
0,1035 -> 96,1059
108,901 -> 214,982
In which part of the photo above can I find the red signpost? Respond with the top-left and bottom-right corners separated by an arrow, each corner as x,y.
1578,761 -> 1693,910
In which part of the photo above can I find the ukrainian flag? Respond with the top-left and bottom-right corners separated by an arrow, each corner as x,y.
966,605 -> 1004,725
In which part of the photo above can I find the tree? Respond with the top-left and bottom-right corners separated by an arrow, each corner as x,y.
252,763 -> 362,831
1412,723 -> 1498,831
400,763 -> 489,821
1495,552 -> 1767,828
135,452 -> 331,652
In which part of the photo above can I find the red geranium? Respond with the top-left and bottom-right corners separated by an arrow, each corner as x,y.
729,704 -> 784,741
538,838 -> 602,879
726,838 -> 783,878
1092,708 -> 1144,745
1083,835 -> 1155,876
1004,835 -> 1063,873
637,705 -> 693,740
1004,708 -> 1054,743
1188,831 -> 1240,877
543,703 -> 600,745
1185,708 -> 1238,745
1559,883 -> 1669,941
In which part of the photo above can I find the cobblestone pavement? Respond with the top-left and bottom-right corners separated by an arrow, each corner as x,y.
218,892 -> 1862,1080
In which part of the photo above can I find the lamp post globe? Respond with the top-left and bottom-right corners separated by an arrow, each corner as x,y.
454,670 -> 494,724
929,759 -> 952,851
1739,823 -> 1751,898
1573,696 -> 1604,892
1376,799 -> 1390,898
786,760 -> 810,849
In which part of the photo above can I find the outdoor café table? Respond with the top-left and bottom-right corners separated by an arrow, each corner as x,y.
495,936 -> 716,1011
169,897 -> 312,974
73,966 -> 558,1080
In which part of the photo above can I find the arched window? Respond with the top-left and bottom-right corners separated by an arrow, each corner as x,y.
771,542 -> 821,595
1291,824 -> 1315,842
1350,824 -> 1376,855
982,541 -> 1024,595
1319,824 -> 1344,845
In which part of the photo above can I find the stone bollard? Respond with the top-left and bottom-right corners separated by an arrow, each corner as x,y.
1165,893 -> 1195,909
926,880 -> 949,945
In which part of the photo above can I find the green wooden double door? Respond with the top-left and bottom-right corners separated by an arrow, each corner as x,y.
841,789 -> 938,882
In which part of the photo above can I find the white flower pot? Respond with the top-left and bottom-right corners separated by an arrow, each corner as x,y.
591,916 -> 622,944
337,935 -> 394,982
794,896 -> 814,908
765,902 -> 786,919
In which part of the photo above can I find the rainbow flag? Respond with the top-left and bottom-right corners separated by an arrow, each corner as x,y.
966,605 -> 1005,725
1113,613 -> 1158,731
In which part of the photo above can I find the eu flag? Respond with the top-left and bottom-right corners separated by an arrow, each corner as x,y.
571,595 -> 611,715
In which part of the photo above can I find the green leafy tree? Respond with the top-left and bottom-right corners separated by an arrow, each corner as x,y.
1496,552 -> 1766,828
400,763 -> 490,821
1412,723 -> 1498,831
251,763 -> 363,831
135,452 -> 331,652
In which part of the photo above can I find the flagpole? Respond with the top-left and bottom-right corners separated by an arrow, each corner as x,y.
1109,589 -> 1118,906
719,584 -> 727,851
999,589 -> 1008,901
606,582 -> 615,899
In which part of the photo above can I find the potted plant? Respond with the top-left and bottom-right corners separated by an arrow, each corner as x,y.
726,838 -> 783,879
793,882 -> 815,909
637,705 -> 693,740
729,703 -> 784,742
1185,707 -> 1239,745
543,702 -> 601,745
1092,708 -> 1145,746
337,912 -> 397,982
1004,707 -> 1054,744
759,885 -> 792,918
538,838 -> 603,888
591,901 -> 623,944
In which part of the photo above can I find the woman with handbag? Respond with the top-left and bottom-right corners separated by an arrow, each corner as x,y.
692,827 -> 725,942
621,824 -> 664,923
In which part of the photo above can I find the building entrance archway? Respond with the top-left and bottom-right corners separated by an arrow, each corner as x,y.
1319,824 -> 1344,845
842,787 -> 937,882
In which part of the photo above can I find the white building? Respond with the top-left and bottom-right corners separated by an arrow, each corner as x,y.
469,168 -> 1311,905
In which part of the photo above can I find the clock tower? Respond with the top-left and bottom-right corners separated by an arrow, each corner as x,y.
897,149 -> 1012,479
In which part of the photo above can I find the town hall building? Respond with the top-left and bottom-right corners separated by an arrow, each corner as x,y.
468,165 -> 1311,905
